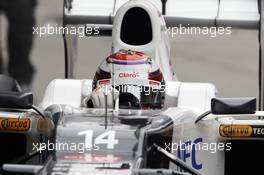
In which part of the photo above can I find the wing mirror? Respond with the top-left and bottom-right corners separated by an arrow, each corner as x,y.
211,97 -> 256,115
0,92 -> 33,109
195,97 -> 256,123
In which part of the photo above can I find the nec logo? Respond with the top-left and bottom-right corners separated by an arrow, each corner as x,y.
177,138 -> 203,170
119,72 -> 139,78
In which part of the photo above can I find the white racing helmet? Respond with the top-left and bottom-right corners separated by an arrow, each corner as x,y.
92,49 -> 165,109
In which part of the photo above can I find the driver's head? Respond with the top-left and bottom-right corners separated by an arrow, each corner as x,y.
92,49 -> 165,109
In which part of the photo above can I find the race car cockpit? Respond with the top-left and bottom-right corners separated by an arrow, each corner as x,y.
84,49 -> 166,110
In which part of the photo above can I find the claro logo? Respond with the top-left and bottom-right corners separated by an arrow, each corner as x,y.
119,72 -> 139,78
0,118 -> 30,131
219,125 -> 253,137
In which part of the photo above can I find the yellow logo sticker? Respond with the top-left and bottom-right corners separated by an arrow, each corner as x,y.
219,125 -> 253,137
0,118 -> 30,131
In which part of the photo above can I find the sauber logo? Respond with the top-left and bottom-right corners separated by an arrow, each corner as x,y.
0,118 -> 30,131
119,72 -> 139,78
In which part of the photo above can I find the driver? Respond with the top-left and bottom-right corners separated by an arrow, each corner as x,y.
84,49 -> 165,109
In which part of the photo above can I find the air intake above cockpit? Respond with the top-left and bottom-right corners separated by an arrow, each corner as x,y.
121,7 -> 153,45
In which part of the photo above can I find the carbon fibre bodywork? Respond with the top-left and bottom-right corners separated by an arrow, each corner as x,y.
39,106 -> 174,175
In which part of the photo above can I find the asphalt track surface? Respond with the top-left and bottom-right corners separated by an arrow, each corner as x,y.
0,0 -> 260,104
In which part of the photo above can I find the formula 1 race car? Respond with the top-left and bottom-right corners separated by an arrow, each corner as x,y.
0,0 -> 263,175
1,79 -> 264,175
